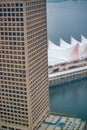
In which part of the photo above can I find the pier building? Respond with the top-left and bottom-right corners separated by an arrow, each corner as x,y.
48,36 -> 87,86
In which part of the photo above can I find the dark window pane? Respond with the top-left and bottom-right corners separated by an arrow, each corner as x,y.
8,18 -> 11,21
12,8 -> 15,11
12,18 -> 15,21
20,3 -> 23,6
20,13 -> 23,16
12,13 -> 15,16
16,8 -> 19,11
4,23 -> 7,26
5,32 -> 8,35
0,13 -> 2,16
8,13 -> 10,16
21,23 -> 24,26
8,8 -> 10,12
0,8 -> 2,11
4,13 -> 6,16
16,3 -> 19,6
21,18 -> 23,21
1,32 -> 3,35
16,18 -> 19,21
4,8 -> 6,12
16,13 -> 19,16
20,8 -> 23,11
9,32 -> 11,35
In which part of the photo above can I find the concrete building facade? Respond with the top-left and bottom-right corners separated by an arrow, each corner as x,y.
0,0 -> 50,130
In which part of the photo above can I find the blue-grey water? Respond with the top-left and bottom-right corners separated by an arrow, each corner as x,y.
47,0 -> 87,121
49,78 -> 87,121
47,0 -> 87,44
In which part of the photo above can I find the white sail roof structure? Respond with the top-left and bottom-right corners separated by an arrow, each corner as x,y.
48,55 -> 66,66
59,38 -> 80,60
48,45 -> 67,66
70,44 -> 80,60
48,35 -> 87,66
70,37 -> 81,60
81,35 -> 87,43
71,36 -> 80,45
59,38 -> 71,48
79,43 -> 87,58
48,40 -> 60,50
48,40 -> 79,66
79,35 -> 87,58
83,46 -> 87,58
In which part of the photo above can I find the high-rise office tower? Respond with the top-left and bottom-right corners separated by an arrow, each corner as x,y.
0,0 -> 50,130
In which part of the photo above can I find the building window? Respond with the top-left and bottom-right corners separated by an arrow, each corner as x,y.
9,127 -> 14,130
16,8 -> 19,11
12,8 -> 15,12
20,8 -> 23,11
12,13 -> 15,16
16,18 -> 19,21
4,13 -> 6,16
8,13 -> 11,16
0,13 -> 2,16
8,18 -> 11,21
1,126 -> 7,129
12,18 -> 15,21
8,8 -> 10,12
21,18 -> 23,21
21,23 -> 24,26
0,8 -> 2,11
16,3 -> 19,7
20,3 -> 23,6
20,13 -> 23,16
4,8 -> 6,12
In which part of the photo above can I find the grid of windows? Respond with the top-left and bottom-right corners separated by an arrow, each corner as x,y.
0,1 -> 29,129
0,0 -> 49,130
26,0 -> 49,129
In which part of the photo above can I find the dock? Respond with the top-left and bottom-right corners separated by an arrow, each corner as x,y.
49,66 -> 87,87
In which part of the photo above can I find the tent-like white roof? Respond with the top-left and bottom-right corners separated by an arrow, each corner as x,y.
48,40 -> 61,50
79,43 -> 87,58
59,38 -> 71,48
48,56 -> 66,66
48,41 -> 79,66
48,35 -> 87,66
81,35 -> 87,43
71,36 -> 80,45
79,35 -> 87,58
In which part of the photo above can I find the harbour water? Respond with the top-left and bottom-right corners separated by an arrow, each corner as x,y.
49,78 -> 87,121
47,0 -> 87,121
47,0 -> 87,44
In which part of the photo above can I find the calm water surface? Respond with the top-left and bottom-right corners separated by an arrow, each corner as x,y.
49,78 -> 87,121
47,0 -> 87,121
47,0 -> 87,44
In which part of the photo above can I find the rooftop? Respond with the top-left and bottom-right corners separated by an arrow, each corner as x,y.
48,35 -> 87,66
38,114 -> 86,130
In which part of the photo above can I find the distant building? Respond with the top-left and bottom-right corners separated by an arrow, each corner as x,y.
0,0 -> 50,130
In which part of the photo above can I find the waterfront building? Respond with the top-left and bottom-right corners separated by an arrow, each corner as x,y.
48,36 -> 87,74
0,0 -> 50,130
48,36 -> 87,86
48,36 -> 87,67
